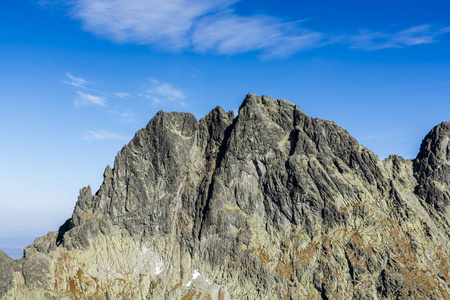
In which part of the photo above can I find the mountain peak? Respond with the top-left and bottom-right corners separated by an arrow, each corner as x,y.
1,95 -> 449,300
417,121 -> 450,163
414,121 -> 450,212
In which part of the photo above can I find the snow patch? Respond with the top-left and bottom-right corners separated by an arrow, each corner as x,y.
154,263 -> 163,275
192,270 -> 201,280
186,269 -> 201,287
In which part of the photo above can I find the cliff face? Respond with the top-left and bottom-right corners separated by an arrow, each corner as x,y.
1,94 -> 449,300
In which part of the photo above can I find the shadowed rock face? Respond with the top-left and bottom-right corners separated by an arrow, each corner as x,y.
415,122 -> 450,213
1,94 -> 449,300
0,251 -> 15,298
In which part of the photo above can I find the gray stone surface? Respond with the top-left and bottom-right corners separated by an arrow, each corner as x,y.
1,94 -> 449,299
0,250 -> 14,298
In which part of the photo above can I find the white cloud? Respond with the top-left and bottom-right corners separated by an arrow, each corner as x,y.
347,25 -> 449,51
75,91 -> 107,107
82,130 -> 130,142
114,92 -> 131,98
63,72 -> 88,88
108,110 -> 135,122
192,13 -> 323,58
45,1 -> 450,57
141,79 -> 186,106
55,0 -> 321,58
69,0 -> 236,49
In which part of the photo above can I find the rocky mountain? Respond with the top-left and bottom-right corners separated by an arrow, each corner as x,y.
1,94 -> 449,299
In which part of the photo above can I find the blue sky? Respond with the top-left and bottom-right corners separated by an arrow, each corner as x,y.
1,0 -> 449,258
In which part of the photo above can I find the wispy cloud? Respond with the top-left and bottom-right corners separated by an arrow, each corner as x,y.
45,1 -> 449,58
114,92 -> 131,98
140,79 -> 186,106
63,73 -> 138,121
346,25 -> 449,51
82,130 -> 130,142
192,13 -> 323,58
108,110 -> 135,122
51,0 -> 321,58
68,0 -> 236,49
75,91 -> 107,107
63,72 -> 88,88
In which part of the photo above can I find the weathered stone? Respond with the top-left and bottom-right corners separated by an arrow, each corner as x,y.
1,94 -> 449,299
0,250 -> 14,298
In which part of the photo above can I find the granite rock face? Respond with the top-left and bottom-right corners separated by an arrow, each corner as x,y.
1,94 -> 449,299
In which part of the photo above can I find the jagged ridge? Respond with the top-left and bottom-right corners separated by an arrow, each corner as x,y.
1,94 -> 449,300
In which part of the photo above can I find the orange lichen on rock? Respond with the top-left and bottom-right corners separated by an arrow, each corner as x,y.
169,283 -> 180,293
182,287 -> 198,300
258,246 -> 272,265
276,258 -> 293,279
218,288 -> 225,300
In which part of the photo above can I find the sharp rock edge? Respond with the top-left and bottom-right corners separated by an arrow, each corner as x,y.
1,94 -> 449,299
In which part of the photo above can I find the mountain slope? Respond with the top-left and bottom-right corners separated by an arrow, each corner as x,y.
1,94 -> 449,299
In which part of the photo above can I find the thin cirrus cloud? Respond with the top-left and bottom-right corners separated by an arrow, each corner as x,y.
114,92 -> 131,98
63,72 -> 88,88
46,0 -> 450,58
68,0 -> 237,49
63,72 -> 109,107
54,0 -> 323,58
345,25 -> 450,51
64,72 -> 186,114
191,13 -> 323,58
74,91 -> 107,107
82,130 -> 131,142
108,110 -> 135,122
140,79 -> 186,106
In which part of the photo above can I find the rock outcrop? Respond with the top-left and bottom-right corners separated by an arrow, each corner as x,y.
1,94 -> 449,299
